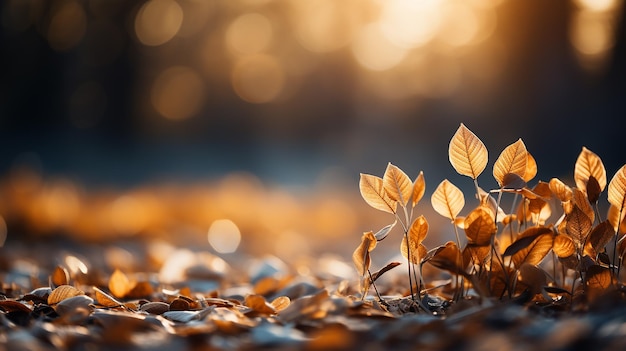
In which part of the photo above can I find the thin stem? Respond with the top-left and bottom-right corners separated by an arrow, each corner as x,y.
367,269 -> 387,306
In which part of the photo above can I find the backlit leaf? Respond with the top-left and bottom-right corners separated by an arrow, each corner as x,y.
549,177 -> 573,203
51,265 -> 69,288
245,294 -> 276,315
401,237 -> 428,265
608,164 -> 626,214
431,179 -> 465,220
270,296 -> 290,312
412,171 -> 426,206
463,244 -> 490,266
510,231 -> 554,268
464,206 -> 496,246
359,173 -> 397,214
370,261 -> 402,282
352,231 -> 376,277
448,123 -> 488,179
565,205 -> 592,249
401,216 -> 429,264
93,286 -> 124,308
585,220 -> 614,258
523,152 -> 537,182
586,265 -> 612,292
48,285 -> 83,305
383,163 -> 413,206
109,269 -> 132,299
518,263 -> 547,295
553,234 -> 576,258
493,139 -> 528,188
575,147 -> 607,193
608,204 -> 626,234
571,187 -> 595,223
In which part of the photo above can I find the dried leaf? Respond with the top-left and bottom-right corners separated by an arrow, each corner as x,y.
608,164 -> 626,216
373,221 -> 396,241
431,179 -> 465,221
383,163 -> 413,206
245,294 -> 276,315
448,123 -> 488,180
352,231 -> 376,277
463,244 -> 491,266
493,139 -> 528,188
412,171 -> 426,206
575,147 -> 607,194
503,227 -> 553,268
359,173 -> 397,214
93,286 -> 124,308
523,152 -> 537,182
608,204 -> 626,234
425,241 -> 465,276
586,220 -> 615,257
50,265 -> 69,288
400,216 -> 429,264
518,262 -> 547,295
47,285 -> 83,305
270,296 -> 290,312
108,269 -> 132,299
140,301 -> 170,315
553,234 -> 576,258
586,176 -> 602,204
586,265 -> 612,293
549,177 -> 573,203
501,173 -> 527,190
0,300 -> 32,313
464,206 -> 496,246
565,205 -> 593,249
572,187 -> 595,224
370,261 -> 402,283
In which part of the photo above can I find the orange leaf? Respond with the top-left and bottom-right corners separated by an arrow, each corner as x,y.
523,152 -> 537,182
608,164 -> 626,217
359,173 -> 397,214
431,179 -> 465,221
575,147 -> 607,193
425,241 -> 465,276
493,139 -> 528,188
565,205 -> 593,249
109,269 -> 132,299
549,177 -> 573,203
412,171 -> 426,206
571,187 -> 595,224
400,216 -> 429,264
448,123 -> 488,180
50,265 -> 69,288
93,286 -> 124,308
383,163 -> 413,206
244,294 -> 276,315
48,285 -> 83,305
352,231 -> 376,277
270,296 -> 290,312
464,206 -> 496,246
553,234 -> 576,258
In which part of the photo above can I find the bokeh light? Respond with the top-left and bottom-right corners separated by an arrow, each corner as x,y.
46,1 -> 87,51
151,66 -> 205,120
231,54 -> 285,103
135,0 -> 183,46
226,13 -> 273,55
207,219 -> 241,254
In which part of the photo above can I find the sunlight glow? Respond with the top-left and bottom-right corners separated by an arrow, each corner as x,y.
379,0 -> 441,49
207,219 -> 242,254
231,55 -> 285,103
352,23 -> 407,71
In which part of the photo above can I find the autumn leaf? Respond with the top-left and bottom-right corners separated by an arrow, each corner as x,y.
373,221 -> 396,241
400,215 -> 429,264
352,231 -> 377,277
608,164 -> 626,218
503,227 -> 554,267
109,269 -> 132,299
549,177 -> 573,203
493,139 -> 528,188
370,261 -> 402,283
553,234 -> 576,258
523,152 -> 537,182
571,187 -> 595,223
608,204 -> 626,233
48,285 -> 84,305
50,265 -> 70,288
424,241 -> 466,276
93,286 -> 124,308
464,206 -> 496,246
448,123 -> 488,180
575,147 -> 607,194
565,205 -> 593,249
359,173 -> 397,214
431,179 -> 465,221
585,220 -> 614,258
383,163 -> 413,206
412,171 -> 426,206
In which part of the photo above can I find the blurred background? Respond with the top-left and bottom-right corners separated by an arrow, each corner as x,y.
0,0 -> 625,263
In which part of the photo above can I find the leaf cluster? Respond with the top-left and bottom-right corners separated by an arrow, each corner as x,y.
355,123 -> 626,311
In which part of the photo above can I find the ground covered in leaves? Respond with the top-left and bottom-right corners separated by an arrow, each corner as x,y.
3,240 -> 626,351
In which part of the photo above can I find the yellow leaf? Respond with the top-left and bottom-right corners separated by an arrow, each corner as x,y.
270,296 -> 290,312
464,206 -> 496,246
93,286 -> 124,308
400,216 -> 429,264
493,139 -> 528,188
448,123 -> 488,180
383,163 -> 413,206
608,164 -> 626,215
431,179 -> 465,220
571,187 -> 595,224
352,231 -> 377,277
412,171 -> 426,206
50,265 -> 69,288
608,204 -> 626,233
109,269 -> 132,299
511,232 -> 554,268
575,147 -> 607,193
523,152 -> 537,182
553,234 -> 575,258
359,173 -> 397,214
549,177 -> 573,203
48,285 -> 83,305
